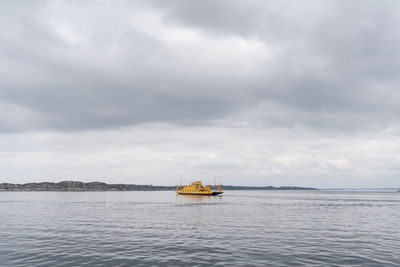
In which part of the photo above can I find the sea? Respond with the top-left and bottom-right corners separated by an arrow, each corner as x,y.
0,190 -> 399,266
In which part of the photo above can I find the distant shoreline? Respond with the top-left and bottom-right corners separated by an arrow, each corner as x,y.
0,181 -> 318,191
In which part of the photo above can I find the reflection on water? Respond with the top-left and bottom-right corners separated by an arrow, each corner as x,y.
176,193 -> 223,202
1,190 -> 400,266
176,194 -> 223,225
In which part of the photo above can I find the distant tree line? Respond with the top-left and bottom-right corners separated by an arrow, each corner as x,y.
0,181 -> 174,191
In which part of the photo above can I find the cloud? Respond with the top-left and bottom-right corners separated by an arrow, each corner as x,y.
1,0 -> 398,133
0,1 -> 271,132
1,1 -> 400,186
1,124 -> 400,187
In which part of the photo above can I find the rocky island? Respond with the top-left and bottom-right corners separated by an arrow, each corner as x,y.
0,181 -> 318,191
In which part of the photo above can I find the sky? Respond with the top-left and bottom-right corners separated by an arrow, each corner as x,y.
1,0 -> 400,188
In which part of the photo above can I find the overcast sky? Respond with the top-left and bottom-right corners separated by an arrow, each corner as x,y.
1,0 -> 400,188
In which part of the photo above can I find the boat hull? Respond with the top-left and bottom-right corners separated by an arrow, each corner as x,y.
176,191 -> 223,195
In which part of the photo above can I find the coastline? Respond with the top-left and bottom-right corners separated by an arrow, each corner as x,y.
0,181 -> 318,191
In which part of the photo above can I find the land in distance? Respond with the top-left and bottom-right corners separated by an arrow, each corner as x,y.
0,181 -> 318,191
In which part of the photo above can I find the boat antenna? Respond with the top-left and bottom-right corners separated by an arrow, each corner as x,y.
214,176 -> 216,186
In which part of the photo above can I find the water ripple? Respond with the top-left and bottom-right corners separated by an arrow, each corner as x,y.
0,191 -> 399,266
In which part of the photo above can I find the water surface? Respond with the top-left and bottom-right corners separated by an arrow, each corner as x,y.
1,190 -> 399,266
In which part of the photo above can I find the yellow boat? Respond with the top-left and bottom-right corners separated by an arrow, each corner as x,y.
176,181 -> 223,195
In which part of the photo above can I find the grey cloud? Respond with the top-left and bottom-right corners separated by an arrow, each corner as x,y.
1,0 -> 400,134
152,0 -> 275,37
4,1 -> 400,188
